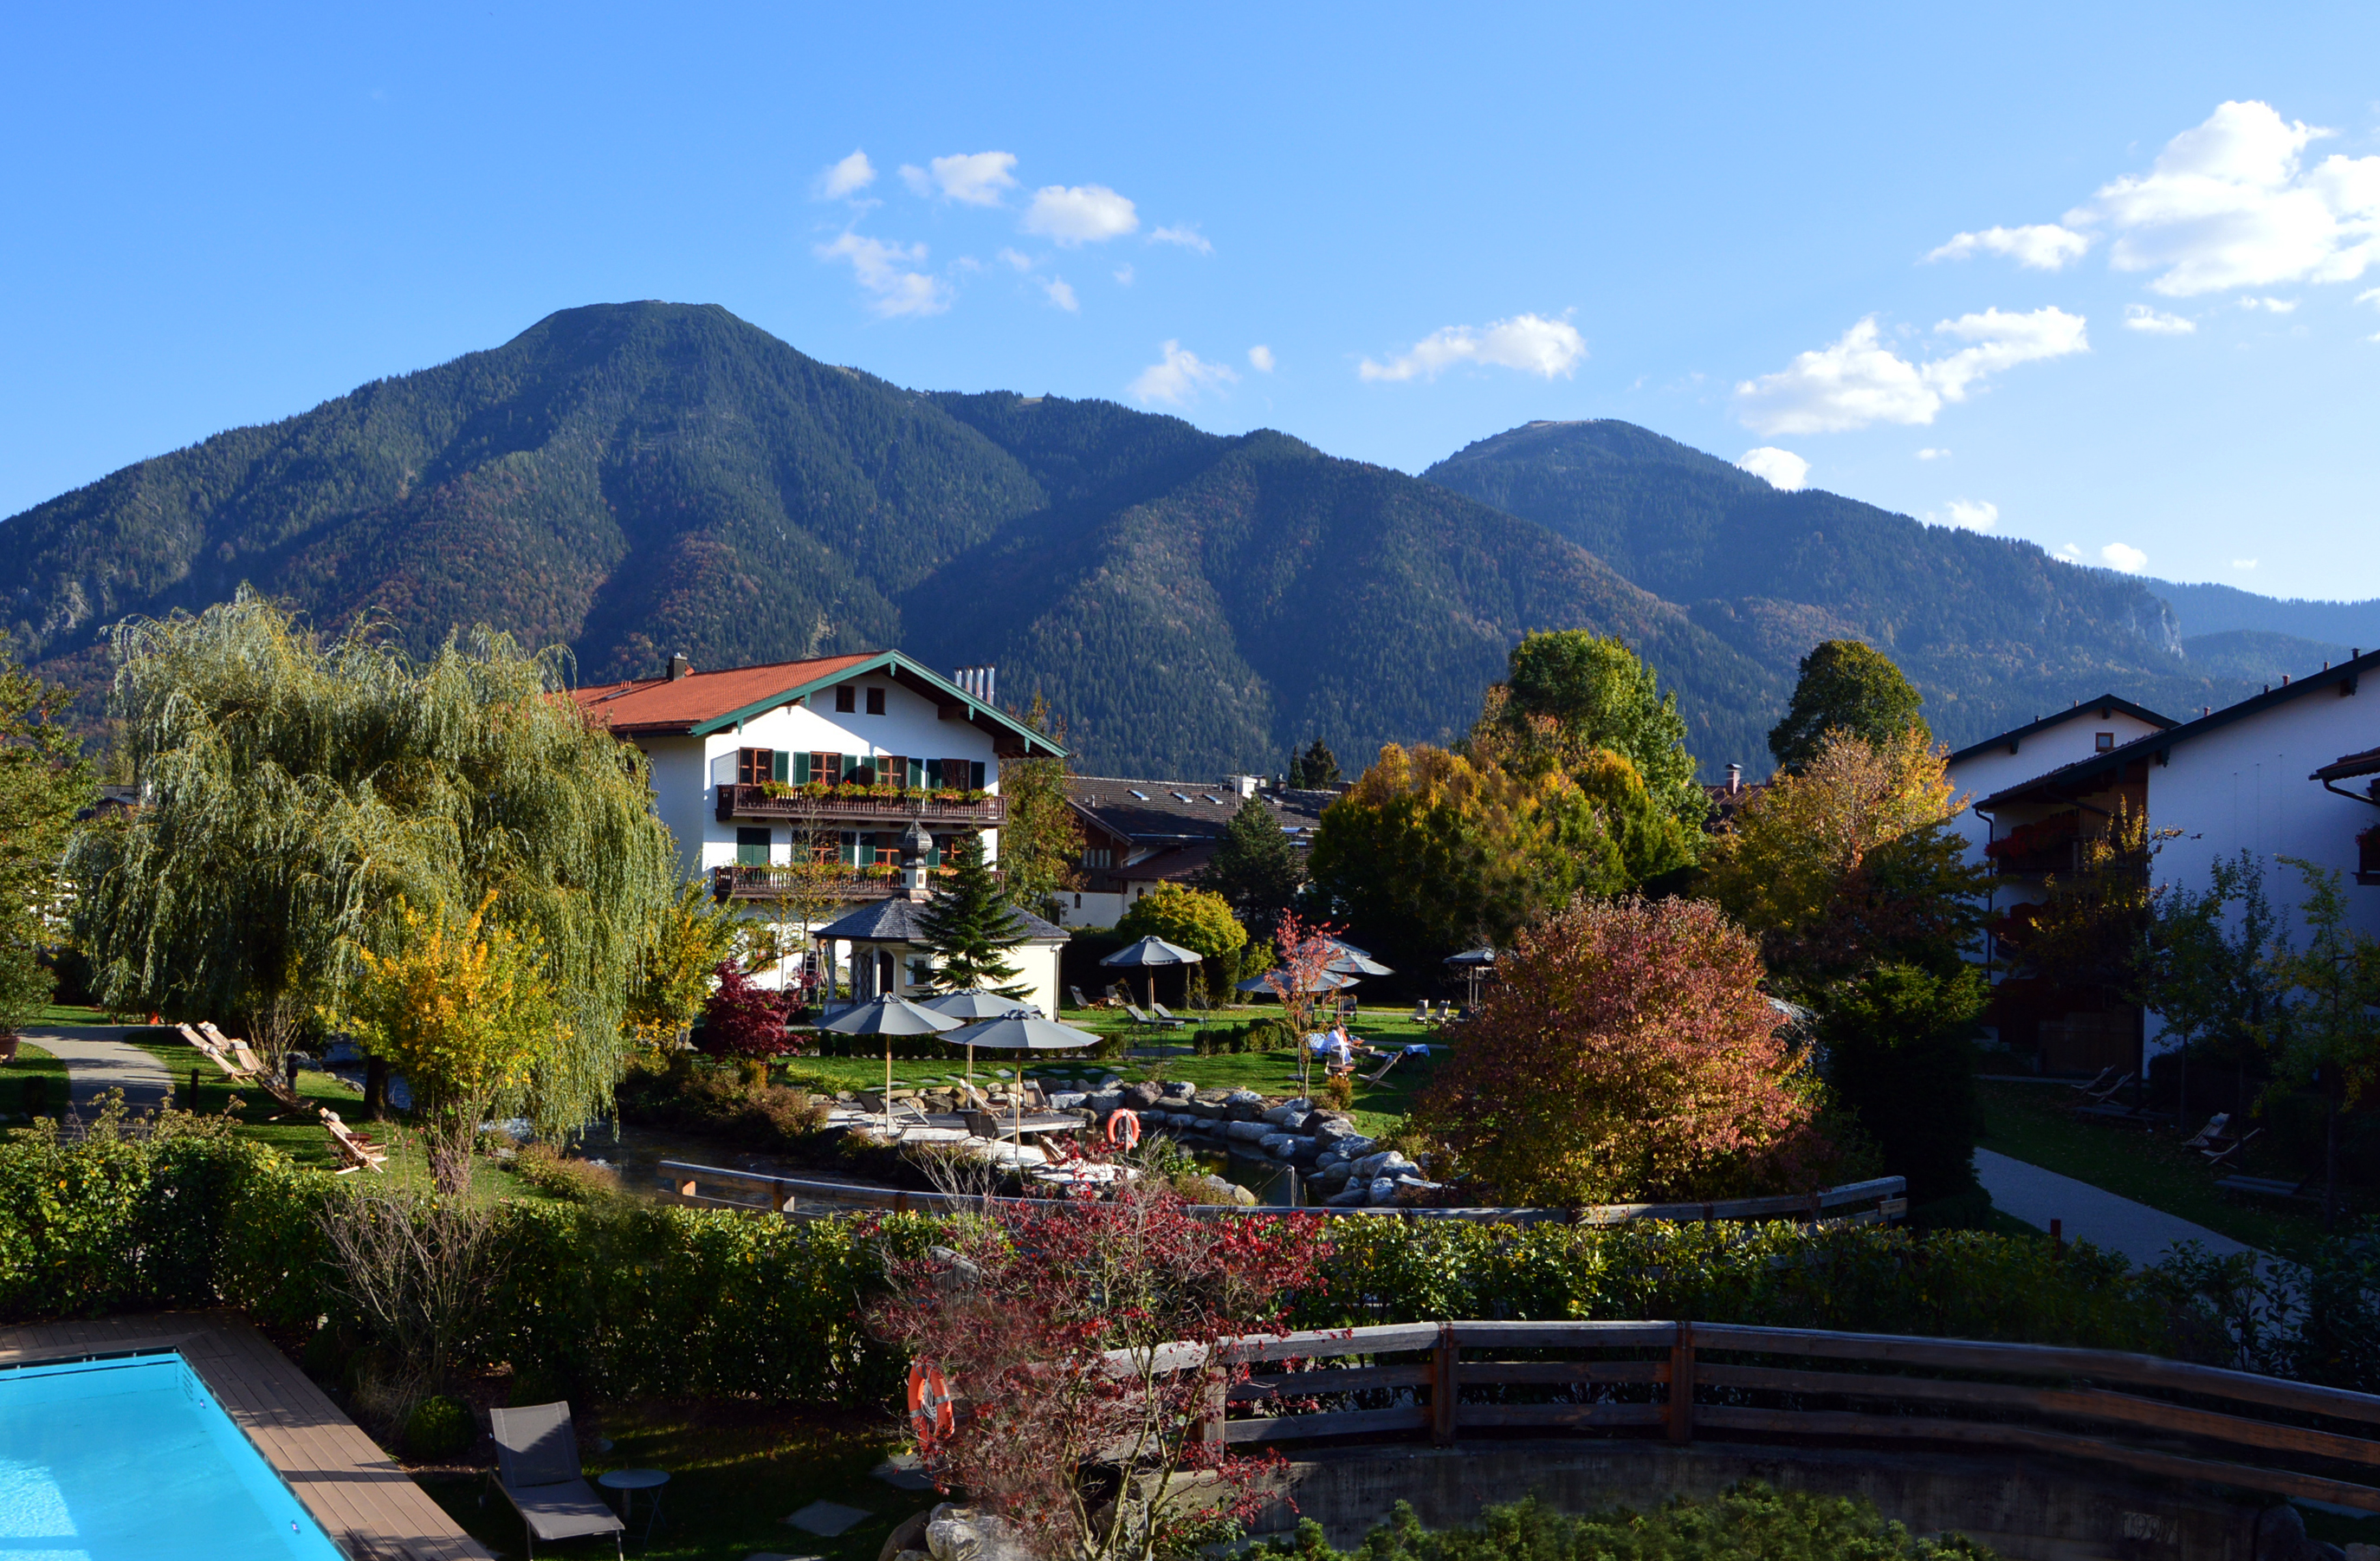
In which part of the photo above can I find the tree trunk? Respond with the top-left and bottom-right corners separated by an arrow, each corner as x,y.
364,1056 -> 390,1120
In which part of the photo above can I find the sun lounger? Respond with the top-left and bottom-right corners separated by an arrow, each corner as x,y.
487,1402 -> 624,1559
2074,1071 -> 2135,1107
1152,1001 -> 1190,1025
1122,1002 -> 1183,1031
1359,1048 -> 1403,1085
2215,1172 -> 2310,1202
180,1024 -> 257,1080
1411,1001 -> 1429,1024
2181,1113 -> 2232,1151
2066,1065 -> 2120,1098
2202,1128 -> 2261,1169
1069,985 -> 1093,1011
319,1110 -> 388,1175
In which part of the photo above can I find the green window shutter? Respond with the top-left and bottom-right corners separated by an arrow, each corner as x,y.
927,759 -> 943,789
736,828 -> 771,866
773,751 -> 790,783
839,832 -> 857,865
793,752 -> 811,784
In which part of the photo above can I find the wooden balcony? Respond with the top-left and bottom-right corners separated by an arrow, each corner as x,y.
715,784 -> 1006,826
711,862 -> 960,904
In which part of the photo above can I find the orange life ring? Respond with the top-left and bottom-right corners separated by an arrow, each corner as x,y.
1105,1109 -> 1141,1150
906,1360 -> 954,1440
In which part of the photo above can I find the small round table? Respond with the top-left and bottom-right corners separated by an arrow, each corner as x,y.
597,1468 -> 669,1547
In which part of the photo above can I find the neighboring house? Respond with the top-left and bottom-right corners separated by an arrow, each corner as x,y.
573,651 -> 1064,991
1057,775 -> 1329,927
1954,652 -> 2380,1075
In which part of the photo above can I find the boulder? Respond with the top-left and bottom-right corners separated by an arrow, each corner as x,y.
1161,1079 -> 1198,1100
1085,1091 -> 1123,1116
1224,1120 -> 1272,1143
1324,1186 -> 1371,1207
1259,1104 -> 1300,1127
1224,1090 -> 1268,1122
1311,1161 -> 1351,1186
1048,1091 -> 1088,1110
1313,1150 -> 1346,1175
1121,1081 -> 1164,1111
1354,1150 -> 1417,1180
1367,1176 -> 1401,1206
1281,1097 -> 1313,1112
1258,1133 -> 1298,1157
1335,1136 -> 1377,1159
1310,1114 -> 1360,1142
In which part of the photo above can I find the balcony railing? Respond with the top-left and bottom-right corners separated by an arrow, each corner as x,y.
710,863 -> 961,904
715,784 -> 1006,826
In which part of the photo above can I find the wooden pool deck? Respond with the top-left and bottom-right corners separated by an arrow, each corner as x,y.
0,1310 -> 495,1561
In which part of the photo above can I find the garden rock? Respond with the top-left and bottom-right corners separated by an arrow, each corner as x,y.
1224,1089 -> 1266,1117
1161,1080 -> 1197,1100
1121,1081 -> 1164,1111
1085,1091 -> 1123,1116
1335,1136 -> 1376,1159
1048,1091 -> 1086,1110
1354,1150 -> 1417,1180
1367,1176 -> 1400,1205
1224,1120 -> 1271,1143
1325,1186 -> 1369,1206
923,1503 -> 1031,1561
1310,1115 -> 1360,1143
1258,1133 -> 1297,1157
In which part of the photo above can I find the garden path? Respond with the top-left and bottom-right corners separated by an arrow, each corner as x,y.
1976,1146 -> 2261,1268
21,1024 -> 172,1116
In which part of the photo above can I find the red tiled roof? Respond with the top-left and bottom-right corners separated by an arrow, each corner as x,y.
573,653 -> 877,734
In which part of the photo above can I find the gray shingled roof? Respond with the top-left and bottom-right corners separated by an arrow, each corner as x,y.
1065,776 -> 1328,844
814,896 -> 1068,944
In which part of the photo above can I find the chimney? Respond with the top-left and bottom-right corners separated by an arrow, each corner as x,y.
666,652 -> 692,681
1226,774 -> 1258,799
951,666 -> 998,703
1726,762 -> 1742,795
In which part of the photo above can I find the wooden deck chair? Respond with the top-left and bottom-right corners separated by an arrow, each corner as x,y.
319,1110 -> 388,1175
199,1023 -> 272,1079
2065,1065 -> 2119,1098
2180,1112 -> 2232,1151
1411,1001 -> 1429,1024
179,1024 -> 255,1080
1123,1002 -> 1183,1031
2202,1128 -> 2260,1169
1069,985 -> 1093,1011
2077,1071 -> 2135,1106
1359,1047 -> 1404,1085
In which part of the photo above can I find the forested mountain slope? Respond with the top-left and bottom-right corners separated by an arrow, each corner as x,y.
1424,419 -> 2265,753
1,303 -> 1778,777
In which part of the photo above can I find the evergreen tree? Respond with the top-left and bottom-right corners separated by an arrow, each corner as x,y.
917,833 -> 1031,997
1768,639 -> 1930,774
1201,796 -> 1304,935
1289,739 -> 1342,789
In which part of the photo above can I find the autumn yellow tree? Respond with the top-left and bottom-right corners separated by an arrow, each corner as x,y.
340,897 -> 569,1195
1701,726 -> 1989,995
623,880 -> 739,1046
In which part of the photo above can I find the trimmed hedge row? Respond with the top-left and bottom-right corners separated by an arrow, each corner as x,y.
0,1124 -> 2187,1408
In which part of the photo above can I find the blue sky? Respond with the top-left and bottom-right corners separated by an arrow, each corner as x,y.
4,3 -> 2377,600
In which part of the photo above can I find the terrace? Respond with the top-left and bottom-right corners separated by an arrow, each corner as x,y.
710,861 -> 959,903
713,782 -> 1006,826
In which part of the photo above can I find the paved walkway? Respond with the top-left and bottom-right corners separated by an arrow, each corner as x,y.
21,1024 -> 173,1117
1975,1146 -> 2260,1268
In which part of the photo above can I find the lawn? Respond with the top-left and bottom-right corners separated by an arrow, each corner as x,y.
784,1003 -> 1450,1137
1978,1079 -> 2344,1262
0,1043 -> 71,1118
419,1399 -> 917,1561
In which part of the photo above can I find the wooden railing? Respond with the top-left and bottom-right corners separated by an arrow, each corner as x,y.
709,864 -> 954,902
651,1161 -> 1906,1227
1114,1319 -> 2380,1512
715,784 -> 1006,826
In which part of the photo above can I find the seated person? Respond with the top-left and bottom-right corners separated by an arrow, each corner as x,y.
1305,1031 -> 1334,1059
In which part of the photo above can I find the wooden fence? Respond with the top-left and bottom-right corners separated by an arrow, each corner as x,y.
650,1161 -> 1907,1227
1119,1320 -> 2380,1512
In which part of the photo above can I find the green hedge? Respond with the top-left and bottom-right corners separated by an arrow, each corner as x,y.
0,1121 -> 2217,1406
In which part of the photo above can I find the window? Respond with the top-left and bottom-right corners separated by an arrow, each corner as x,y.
1073,893 -> 1083,909
2095,732 -> 2115,752
1084,846 -> 1112,869
835,685 -> 856,714
735,827 -> 771,866
736,748 -> 773,786
865,686 -> 887,716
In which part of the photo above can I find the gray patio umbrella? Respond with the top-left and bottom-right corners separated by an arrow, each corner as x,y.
941,1013 -> 1103,1156
1100,935 -> 1204,1013
1323,939 -> 1394,978
1233,968 -> 1356,994
1443,946 -> 1498,1007
820,995 -> 962,1134
921,989 -> 1045,1094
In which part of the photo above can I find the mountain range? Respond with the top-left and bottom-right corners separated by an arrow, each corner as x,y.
5,301 -> 2371,780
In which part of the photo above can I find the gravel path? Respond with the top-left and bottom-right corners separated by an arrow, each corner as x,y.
18,1025 -> 174,1117
1975,1146 -> 2260,1268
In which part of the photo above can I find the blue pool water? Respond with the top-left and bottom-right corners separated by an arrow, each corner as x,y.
0,1352 -> 343,1560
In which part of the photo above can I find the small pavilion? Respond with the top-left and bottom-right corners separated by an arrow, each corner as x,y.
814,822 -> 1067,1018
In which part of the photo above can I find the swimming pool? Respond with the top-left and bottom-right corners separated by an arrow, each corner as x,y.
0,1351 -> 343,1560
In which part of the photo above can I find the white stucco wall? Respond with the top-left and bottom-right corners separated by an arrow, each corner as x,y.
1947,707 -> 2173,936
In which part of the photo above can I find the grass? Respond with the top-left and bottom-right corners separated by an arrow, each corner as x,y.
418,1400 -> 915,1561
1978,1079 -> 2342,1263
785,1004 -> 1448,1137
0,1043 -> 71,1118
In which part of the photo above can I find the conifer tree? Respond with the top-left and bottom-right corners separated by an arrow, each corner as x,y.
1201,796 -> 1303,935
918,833 -> 1031,997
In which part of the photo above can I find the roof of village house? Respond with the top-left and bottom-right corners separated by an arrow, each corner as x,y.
813,896 -> 1067,945
1945,695 -> 2178,766
1065,776 -> 1329,844
572,650 -> 1065,755
2314,745 -> 2380,785
1103,841 -> 1221,884
1974,650 -> 2380,813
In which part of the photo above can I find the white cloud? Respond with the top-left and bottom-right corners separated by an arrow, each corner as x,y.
1359,314 -> 1587,382
1129,340 -> 1239,406
2232,558 -> 2260,570
1150,223 -> 1213,254
814,233 -> 949,318
2124,303 -> 2196,334
2101,541 -> 2149,573
1928,498 -> 2000,532
818,150 -> 875,200
1736,447 -> 1809,490
1113,263 -> 1135,285
996,248 -> 1034,272
903,152 -> 1019,206
2361,287 -> 2380,307
1915,447 -> 1949,460
2240,295 -> 2299,312
2071,100 -> 2380,296
1735,308 -> 2087,435
1247,344 -> 1276,373
1041,276 -> 1078,313
1925,223 -> 2092,270
1023,185 -> 1138,245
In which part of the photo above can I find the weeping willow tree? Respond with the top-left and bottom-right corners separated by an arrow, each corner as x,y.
64,590 -> 682,1138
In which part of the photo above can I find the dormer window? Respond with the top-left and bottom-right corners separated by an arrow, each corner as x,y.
835,686 -> 857,714
866,687 -> 887,716
2095,732 -> 2115,752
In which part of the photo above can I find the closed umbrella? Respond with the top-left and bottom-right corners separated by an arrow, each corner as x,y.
1100,935 -> 1205,1013
921,989 -> 1044,1096
941,1013 -> 1102,1158
820,995 -> 962,1134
